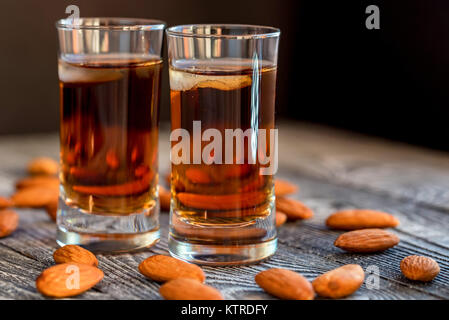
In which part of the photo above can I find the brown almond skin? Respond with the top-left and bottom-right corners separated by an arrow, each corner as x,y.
312,264 -> 365,298
276,198 -> 314,220
275,180 -> 299,197
334,228 -> 399,253
160,278 -> 223,300
36,263 -> 103,298
326,209 -> 399,230
139,255 -> 205,283
11,186 -> 59,208
27,157 -> 59,176
0,197 -> 13,209
0,210 -> 19,238
276,211 -> 287,227
400,255 -> 440,282
16,176 -> 59,190
54,245 -> 98,267
255,268 -> 315,300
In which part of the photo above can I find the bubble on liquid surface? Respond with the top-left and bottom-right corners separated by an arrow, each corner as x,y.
169,69 -> 252,92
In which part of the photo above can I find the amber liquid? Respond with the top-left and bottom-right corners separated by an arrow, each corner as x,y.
59,55 -> 162,215
170,60 -> 276,231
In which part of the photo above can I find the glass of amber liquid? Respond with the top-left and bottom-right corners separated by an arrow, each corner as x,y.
166,25 -> 280,265
56,18 -> 165,251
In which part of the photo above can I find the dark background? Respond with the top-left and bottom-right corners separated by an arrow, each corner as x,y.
0,0 -> 448,151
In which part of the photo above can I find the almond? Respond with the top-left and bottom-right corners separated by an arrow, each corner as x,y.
334,228 -> 399,253
276,197 -> 313,220
275,180 -> 298,197
400,255 -> 440,282
276,211 -> 287,227
326,209 -> 399,230
312,264 -> 365,298
36,263 -> 103,298
54,245 -> 98,267
11,186 -> 59,208
255,268 -> 315,300
46,201 -> 58,222
0,210 -> 19,238
159,278 -> 223,300
0,197 -> 13,209
16,176 -> 59,190
27,157 -> 59,176
139,255 -> 205,283
159,185 -> 171,211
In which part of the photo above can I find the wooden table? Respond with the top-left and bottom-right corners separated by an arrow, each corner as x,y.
1,122 -> 448,300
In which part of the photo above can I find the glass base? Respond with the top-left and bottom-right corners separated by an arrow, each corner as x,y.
168,236 -> 277,266
56,197 -> 159,253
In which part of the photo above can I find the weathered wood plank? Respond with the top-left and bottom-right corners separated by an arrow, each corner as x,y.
1,124 -> 449,300
277,122 -> 449,212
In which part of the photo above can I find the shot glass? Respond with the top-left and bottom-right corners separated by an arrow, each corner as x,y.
56,18 -> 165,252
167,24 -> 280,265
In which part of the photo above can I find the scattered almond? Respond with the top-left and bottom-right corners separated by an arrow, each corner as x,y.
27,157 -> 59,176
11,187 -> 59,208
54,245 -> 98,267
326,209 -> 399,230
276,197 -> 313,220
16,176 -> 59,190
255,268 -> 315,300
0,210 -> 19,238
276,211 -> 287,227
400,255 -> 440,282
139,255 -> 205,283
275,180 -> 298,197
159,186 -> 171,211
334,228 -> 399,253
0,197 -> 13,209
312,264 -> 365,298
159,278 -> 223,300
36,263 -> 103,298
46,201 -> 58,222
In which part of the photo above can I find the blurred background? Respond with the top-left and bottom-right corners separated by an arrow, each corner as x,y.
0,0 -> 448,151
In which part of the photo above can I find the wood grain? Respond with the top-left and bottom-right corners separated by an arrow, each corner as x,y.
0,123 -> 448,300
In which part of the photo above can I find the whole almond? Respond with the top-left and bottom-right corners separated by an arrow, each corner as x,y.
255,268 -> 315,300
0,197 -> 13,209
400,255 -> 440,282
275,180 -> 299,197
12,186 -> 59,208
139,255 -> 205,283
16,176 -> 59,190
334,228 -> 399,253
276,197 -> 313,220
159,186 -> 171,211
326,209 -> 399,230
54,245 -> 98,267
276,211 -> 287,227
27,157 -> 59,176
160,278 -> 223,300
36,263 -> 103,298
0,210 -> 19,238
312,264 -> 365,298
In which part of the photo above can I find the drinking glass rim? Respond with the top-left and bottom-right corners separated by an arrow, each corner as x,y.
56,17 -> 166,31
166,24 -> 281,39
